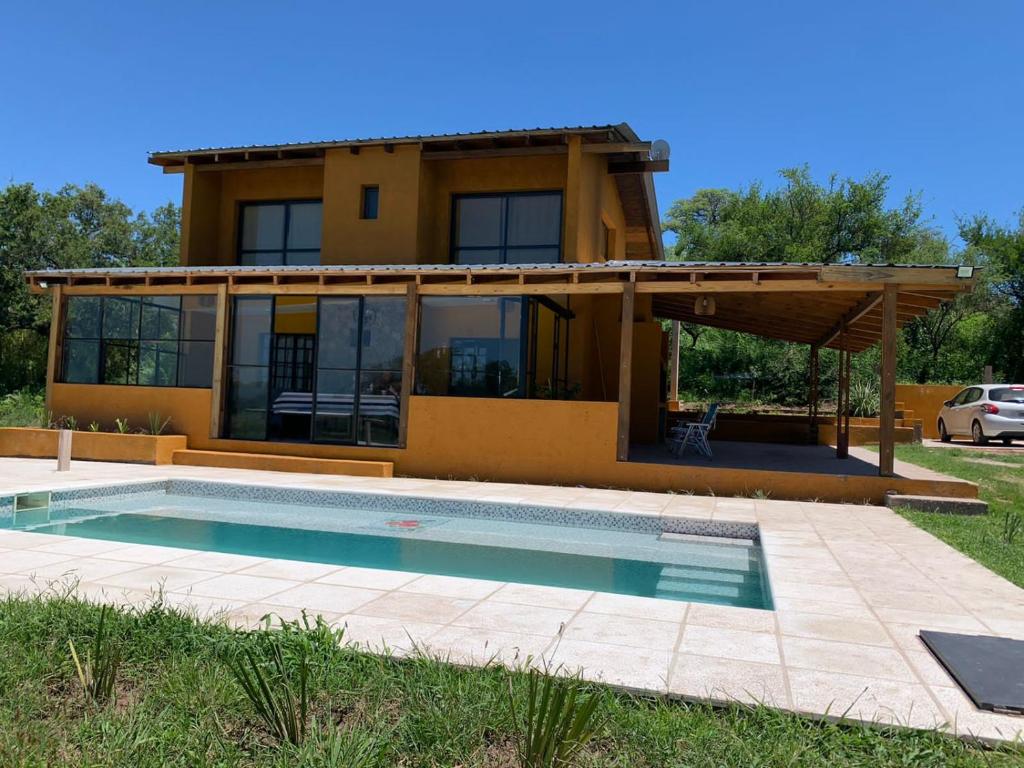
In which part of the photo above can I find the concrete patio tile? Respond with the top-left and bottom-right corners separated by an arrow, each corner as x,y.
96,544 -> 202,565
96,565 -> 240,594
236,559 -> 342,582
317,566 -> 419,590
0,531 -> 60,549
0,550 -> 75,574
770,581 -> 865,606
161,591 -> 248,619
929,686 -> 1024,742
859,588 -> 966,614
0,573 -> 42,596
425,625 -> 554,667
787,668 -> 946,730
16,556 -> 144,583
262,582 -> 383,613
669,653 -> 789,707
181,573 -> 300,602
679,625 -> 780,665
582,592 -> 689,623
357,591 -> 477,624
771,596 -> 876,620
979,618 -> 1024,639
455,601 -> 575,636
31,537 -> 133,557
782,636 -> 916,682
778,612 -> 893,647
401,574 -> 504,600
165,551 -> 268,573
685,603 -> 776,633
74,581 -> 160,608
490,583 -> 593,611
547,639 -> 672,693
336,614 -> 447,654
904,649 -> 956,688
225,602 -> 340,630
564,611 -> 681,651
872,607 -> 987,632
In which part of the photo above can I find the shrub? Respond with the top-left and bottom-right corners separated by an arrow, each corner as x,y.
0,388 -> 46,427
849,379 -> 880,418
68,604 -> 122,704
225,635 -> 310,746
509,668 -> 604,768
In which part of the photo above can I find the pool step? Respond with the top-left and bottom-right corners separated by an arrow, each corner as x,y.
171,449 -> 393,478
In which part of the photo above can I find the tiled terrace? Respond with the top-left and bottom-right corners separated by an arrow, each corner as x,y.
0,457 -> 1022,743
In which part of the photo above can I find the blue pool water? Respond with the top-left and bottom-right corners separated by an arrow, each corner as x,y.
9,487 -> 773,609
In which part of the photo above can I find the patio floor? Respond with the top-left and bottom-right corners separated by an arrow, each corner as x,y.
630,440 -> 960,481
1,457 -> 1022,743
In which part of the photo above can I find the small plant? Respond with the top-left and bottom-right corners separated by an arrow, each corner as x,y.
87,421 -> 100,432
146,412 -> 171,436
848,379 -> 880,418
68,604 -> 121,704
63,415 -> 78,431
297,722 -> 377,767
1002,510 -> 1023,545
225,636 -> 310,746
114,417 -> 131,434
509,668 -> 604,768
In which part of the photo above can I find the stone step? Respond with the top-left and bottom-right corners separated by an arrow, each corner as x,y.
171,449 -> 393,478
884,492 -> 988,515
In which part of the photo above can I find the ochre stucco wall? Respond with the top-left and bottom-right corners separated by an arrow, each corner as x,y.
896,384 -> 965,439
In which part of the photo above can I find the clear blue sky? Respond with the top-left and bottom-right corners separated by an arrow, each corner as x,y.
2,1 -> 1021,244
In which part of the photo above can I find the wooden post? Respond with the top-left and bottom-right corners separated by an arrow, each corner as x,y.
668,320 -> 680,404
398,282 -> 419,448
879,283 -> 898,476
808,345 -> 819,445
616,282 -> 635,461
57,429 -> 72,471
208,284 -> 229,438
837,328 -> 850,459
45,285 -> 63,416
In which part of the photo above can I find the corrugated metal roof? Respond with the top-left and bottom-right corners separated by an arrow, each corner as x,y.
25,261 -> 968,277
150,123 -> 636,159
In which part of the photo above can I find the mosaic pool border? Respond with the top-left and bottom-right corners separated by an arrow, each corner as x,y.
11,479 -> 759,540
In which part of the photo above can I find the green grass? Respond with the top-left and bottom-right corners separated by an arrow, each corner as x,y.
0,594 -> 1018,767
891,444 -> 1024,588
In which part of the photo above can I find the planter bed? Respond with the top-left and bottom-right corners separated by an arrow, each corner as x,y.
0,427 -> 187,465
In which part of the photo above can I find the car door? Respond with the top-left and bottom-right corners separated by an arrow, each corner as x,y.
944,389 -> 970,434
954,387 -> 983,434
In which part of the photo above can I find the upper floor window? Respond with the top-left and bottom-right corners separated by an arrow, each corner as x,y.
238,200 -> 322,266
451,192 -> 562,265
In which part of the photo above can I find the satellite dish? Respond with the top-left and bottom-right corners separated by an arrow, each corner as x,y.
651,139 -> 671,161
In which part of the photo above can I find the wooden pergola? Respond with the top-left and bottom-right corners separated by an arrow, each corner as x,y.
27,261 -> 976,477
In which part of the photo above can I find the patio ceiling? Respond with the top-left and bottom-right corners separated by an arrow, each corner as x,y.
25,261 -> 974,353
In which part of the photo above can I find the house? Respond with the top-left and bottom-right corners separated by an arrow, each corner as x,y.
23,123 -> 979,502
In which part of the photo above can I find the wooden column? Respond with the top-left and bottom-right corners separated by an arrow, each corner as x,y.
398,282 -> 419,448
668,320 -> 680,403
45,285 -> 63,417
616,282 -> 635,461
808,345 -> 819,445
836,328 -> 850,459
208,284 -> 229,438
879,283 -> 898,476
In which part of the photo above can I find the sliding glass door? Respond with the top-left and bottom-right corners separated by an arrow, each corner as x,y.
224,295 -> 406,446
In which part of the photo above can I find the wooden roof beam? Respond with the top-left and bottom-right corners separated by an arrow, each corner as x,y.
814,292 -> 883,349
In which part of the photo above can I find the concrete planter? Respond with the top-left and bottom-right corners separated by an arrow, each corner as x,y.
0,427 -> 187,465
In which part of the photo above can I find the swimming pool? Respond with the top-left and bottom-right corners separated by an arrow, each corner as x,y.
2,481 -> 773,610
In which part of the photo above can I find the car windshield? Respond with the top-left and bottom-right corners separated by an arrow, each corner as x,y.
990,387 -> 1024,403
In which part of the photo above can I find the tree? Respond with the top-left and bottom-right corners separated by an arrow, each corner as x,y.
0,182 -> 180,392
663,166 -> 925,264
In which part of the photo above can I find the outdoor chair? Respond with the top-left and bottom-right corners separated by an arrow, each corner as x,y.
667,403 -> 719,458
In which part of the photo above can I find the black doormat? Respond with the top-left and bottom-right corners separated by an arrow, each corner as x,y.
920,630 -> 1024,715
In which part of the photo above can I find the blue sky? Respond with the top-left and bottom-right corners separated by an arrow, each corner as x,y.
2,1 -> 1021,244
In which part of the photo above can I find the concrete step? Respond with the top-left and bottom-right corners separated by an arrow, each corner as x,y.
884,492 -> 988,515
171,449 -> 393,478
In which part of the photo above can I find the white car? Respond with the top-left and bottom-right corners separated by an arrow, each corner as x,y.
937,384 -> 1024,445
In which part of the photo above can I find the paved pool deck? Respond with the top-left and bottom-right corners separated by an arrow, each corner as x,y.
0,457 -> 1022,743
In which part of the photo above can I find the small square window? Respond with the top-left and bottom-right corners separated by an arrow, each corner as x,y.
361,186 -> 379,220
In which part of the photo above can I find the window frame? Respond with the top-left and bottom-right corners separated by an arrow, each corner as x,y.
449,190 -> 563,265
59,295 -> 216,389
236,199 -> 323,267
360,185 -> 380,220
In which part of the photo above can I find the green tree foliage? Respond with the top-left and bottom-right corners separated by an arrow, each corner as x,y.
0,182 -> 179,392
663,166 -> 925,264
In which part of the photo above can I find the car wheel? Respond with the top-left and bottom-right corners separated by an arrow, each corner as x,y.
972,420 -> 989,446
939,420 -> 952,443
1003,438 -> 1014,446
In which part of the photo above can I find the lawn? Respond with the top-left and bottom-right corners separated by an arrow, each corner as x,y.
892,444 -> 1024,588
0,594 -> 1018,767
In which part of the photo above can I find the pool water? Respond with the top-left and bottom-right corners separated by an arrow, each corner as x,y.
12,490 -> 773,610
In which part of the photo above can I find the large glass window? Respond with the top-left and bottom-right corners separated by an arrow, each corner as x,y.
60,295 -> 216,388
238,201 -> 322,266
451,192 -> 562,264
224,295 -> 406,446
416,296 -> 573,399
